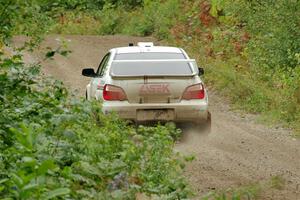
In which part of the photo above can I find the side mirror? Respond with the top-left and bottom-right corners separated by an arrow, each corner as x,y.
198,67 -> 204,76
82,68 -> 96,77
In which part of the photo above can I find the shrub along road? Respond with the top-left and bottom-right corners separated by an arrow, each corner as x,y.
15,35 -> 300,199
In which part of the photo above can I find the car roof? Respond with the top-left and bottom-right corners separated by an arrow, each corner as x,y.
114,45 -> 184,54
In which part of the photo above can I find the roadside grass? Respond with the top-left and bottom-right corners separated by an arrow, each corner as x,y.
170,35 -> 300,135
202,184 -> 261,200
269,176 -> 286,190
202,175 -> 286,200
50,11 -> 102,35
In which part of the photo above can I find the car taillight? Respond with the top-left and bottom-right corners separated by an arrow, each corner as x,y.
103,84 -> 127,101
182,83 -> 205,100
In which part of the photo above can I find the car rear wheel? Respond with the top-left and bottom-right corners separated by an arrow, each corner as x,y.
196,111 -> 211,135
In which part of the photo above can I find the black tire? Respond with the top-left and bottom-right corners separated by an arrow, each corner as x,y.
204,111 -> 212,134
196,111 -> 211,135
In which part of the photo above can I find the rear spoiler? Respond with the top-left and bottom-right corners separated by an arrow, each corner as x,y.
110,59 -> 199,78
111,59 -> 197,63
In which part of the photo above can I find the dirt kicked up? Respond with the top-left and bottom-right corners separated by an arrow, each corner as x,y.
14,35 -> 300,200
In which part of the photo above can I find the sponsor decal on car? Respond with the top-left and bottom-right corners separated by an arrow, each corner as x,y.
139,84 -> 170,95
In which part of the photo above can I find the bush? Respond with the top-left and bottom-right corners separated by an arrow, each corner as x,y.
123,0 -> 181,39
97,4 -> 127,35
0,54 -> 190,199
51,11 -> 102,35
229,0 -> 300,69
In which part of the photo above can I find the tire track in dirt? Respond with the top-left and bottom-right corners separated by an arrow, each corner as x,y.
15,35 -> 300,200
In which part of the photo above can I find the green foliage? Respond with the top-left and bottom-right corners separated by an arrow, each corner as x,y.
0,54 -> 190,199
269,176 -> 285,190
50,0 -> 179,39
0,1 -> 193,198
105,0 -> 143,9
97,4 -> 126,35
202,184 -> 261,200
166,0 -> 300,131
37,0 -> 142,11
122,0 -> 181,39
50,11 -> 102,35
0,0 -> 53,47
203,191 -> 255,200
229,0 -> 300,69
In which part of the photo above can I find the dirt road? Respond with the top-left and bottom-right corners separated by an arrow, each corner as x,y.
15,35 -> 300,199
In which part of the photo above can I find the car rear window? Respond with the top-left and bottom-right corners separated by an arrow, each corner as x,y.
114,52 -> 186,60
110,60 -> 197,77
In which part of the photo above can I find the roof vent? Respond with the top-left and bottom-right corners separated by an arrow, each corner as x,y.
137,42 -> 154,48
128,43 -> 134,46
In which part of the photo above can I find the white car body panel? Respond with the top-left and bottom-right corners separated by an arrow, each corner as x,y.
85,43 -> 209,123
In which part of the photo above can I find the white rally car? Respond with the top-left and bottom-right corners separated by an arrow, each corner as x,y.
82,42 -> 211,130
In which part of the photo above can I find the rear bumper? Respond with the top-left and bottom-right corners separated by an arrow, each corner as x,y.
102,100 -> 209,123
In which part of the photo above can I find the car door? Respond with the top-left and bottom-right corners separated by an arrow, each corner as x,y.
90,53 -> 110,100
